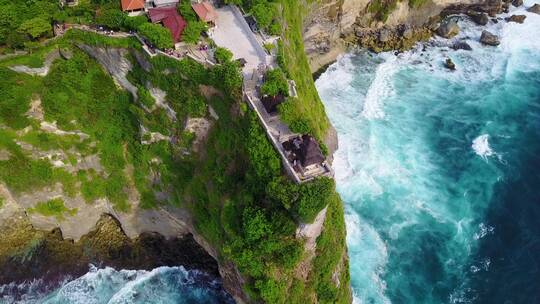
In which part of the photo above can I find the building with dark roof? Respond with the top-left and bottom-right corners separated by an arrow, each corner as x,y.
282,134 -> 325,168
299,135 -> 325,167
148,7 -> 187,43
261,94 -> 285,114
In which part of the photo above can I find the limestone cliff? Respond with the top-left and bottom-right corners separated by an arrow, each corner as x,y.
304,0 -> 500,72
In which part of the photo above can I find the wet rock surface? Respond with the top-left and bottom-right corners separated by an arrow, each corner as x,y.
453,41 -> 473,51
527,3 -> 540,13
0,214 -> 221,299
437,18 -> 460,38
505,14 -> 527,23
480,30 -> 501,46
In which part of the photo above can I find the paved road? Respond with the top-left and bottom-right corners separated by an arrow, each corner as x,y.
210,6 -> 267,76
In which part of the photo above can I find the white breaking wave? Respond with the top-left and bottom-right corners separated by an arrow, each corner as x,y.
362,55 -> 397,119
472,134 -> 495,160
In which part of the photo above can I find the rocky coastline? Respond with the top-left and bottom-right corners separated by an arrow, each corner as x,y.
304,0 -> 538,74
0,213 -> 225,301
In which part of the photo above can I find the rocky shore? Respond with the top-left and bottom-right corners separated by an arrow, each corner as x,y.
0,213 -> 222,300
304,0 -> 539,74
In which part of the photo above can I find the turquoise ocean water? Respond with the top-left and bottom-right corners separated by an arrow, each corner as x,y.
316,2 -> 540,303
0,266 -> 233,303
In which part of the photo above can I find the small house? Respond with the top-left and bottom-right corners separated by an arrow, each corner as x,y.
282,134 -> 325,169
121,0 -> 145,14
148,7 -> 187,43
192,1 -> 218,24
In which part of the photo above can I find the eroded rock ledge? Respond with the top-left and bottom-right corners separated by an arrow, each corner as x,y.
0,213 -> 225,300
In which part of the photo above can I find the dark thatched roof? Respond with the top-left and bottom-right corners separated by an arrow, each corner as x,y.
299,135 -> 325,167
282,135 -> 325,168
261,94 -> 285,114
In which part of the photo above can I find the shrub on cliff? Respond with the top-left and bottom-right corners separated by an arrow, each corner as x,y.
294,177 -> 334,223
214,47 -> 233,64
95,9 -> 126,30
261,68 -> 289,97
137,23 -> 173,49
182,21 -> 207,44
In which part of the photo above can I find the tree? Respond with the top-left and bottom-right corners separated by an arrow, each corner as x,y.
294,177 -> 334,223
177,1 -> 198,22
137,23 -> 173,49
96,9 -> 126,30
251,1 -> 274,30
18,17 -> 52,39
123,16 -> 148,31
182,21 -> 207,44
214,47 -> 233,63
210,61 -> 243,96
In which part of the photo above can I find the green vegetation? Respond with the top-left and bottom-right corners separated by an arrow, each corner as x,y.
368,0 -> 399,22
28,198 -> 77,220
261,67 -> 289,97
0,8 -> 350,300
235,0 -> 281,35
95,8 -> 126,30
178,1 -> 198,22
409,0 -> 429,8
182,21 -> 207,44
273,0 -> 330,142
137,23 -> 174,49
214,47 -> 233,64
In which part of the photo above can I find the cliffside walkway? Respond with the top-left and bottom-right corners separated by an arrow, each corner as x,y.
211,5 -> 332,183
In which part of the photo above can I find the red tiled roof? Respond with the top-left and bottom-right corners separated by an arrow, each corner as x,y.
121,0 -> 144,11
191,1 -> 218,23
148,7 -> 187,42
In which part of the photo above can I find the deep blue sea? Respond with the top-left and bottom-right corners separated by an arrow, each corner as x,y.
316,2 -> 540,303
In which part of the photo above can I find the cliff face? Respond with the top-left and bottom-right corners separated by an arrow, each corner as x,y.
303,0 -> 493,72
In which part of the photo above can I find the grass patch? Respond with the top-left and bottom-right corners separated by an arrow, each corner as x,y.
368,0 -> 399,22
276,0 -> 330,142
28,198 -> 77,220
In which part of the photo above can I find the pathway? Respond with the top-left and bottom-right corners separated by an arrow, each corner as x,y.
209,5 -> 269,77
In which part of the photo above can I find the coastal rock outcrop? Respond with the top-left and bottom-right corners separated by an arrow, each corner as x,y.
303,0 -> 494,72
512,0 -> 523,6
0,214 -> 221,287
453,41 -> 473,50
469,12 -> 490,25
437,18 -> 460,38
505,14 -> 527,23
480,30 -> 501,46
527,3 -> 540,13
445,58 -> 456,70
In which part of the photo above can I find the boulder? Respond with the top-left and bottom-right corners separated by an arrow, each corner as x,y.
452,41 -> 473,51
505,14 -> 527,23
469,12 -> 489,25
379,28 -> 391,43
401,25 -> 413,40
480,30 -> 500,46
445,58 -> 456,70
437,19 -> 460,38
511,0 -> 523,6
527,3 -> 540,13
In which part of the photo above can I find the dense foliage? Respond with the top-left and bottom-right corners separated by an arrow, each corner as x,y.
214,47 -> 233,64
261,67 -> 289,97
182,21 -> 207,44
137,23 -> 174,49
